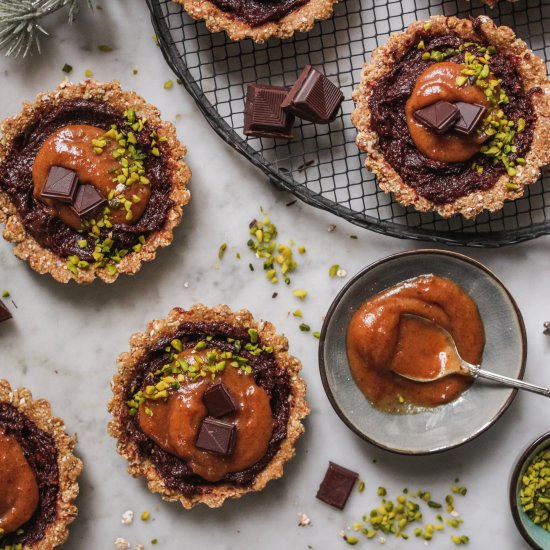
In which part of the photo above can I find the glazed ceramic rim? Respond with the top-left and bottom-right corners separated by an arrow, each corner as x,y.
509,431 -> 550,550
318,248 -> 528,455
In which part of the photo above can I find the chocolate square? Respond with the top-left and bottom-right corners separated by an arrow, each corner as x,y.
316,461 -> 358,509
414,100 -> 460,133
243,84 -> 295,140
203,383 -> 236,418
72,184 -> 107,219
196,417 -> 237,456
40,166 -> 79,203
453,102 -> 487,135
282,65 -> 344,124
0,300 -> 12,323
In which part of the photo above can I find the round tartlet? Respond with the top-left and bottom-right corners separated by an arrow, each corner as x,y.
108,304 -> 309,509
352,16 -> 550,219
0,80 -> 191,283
174,0 -> 338,43
0,380 -> 82,549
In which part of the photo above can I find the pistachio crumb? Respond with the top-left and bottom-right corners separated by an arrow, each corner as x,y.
85,69 -> 93,77
98,44 -> 113,52
164,80 -> 174,90
218,242 -> 227,259
312,331 -> 321,339
292,289 -> 307,300
62,63 -> 73,73
141,511 -> 150,521
2,291 -> 9,298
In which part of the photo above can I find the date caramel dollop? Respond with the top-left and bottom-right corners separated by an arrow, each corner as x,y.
0,432 -> 40,534
405,62 -> 489,163
32,124 -> 150,229
138,356 -> 273,482
346,274 -> 485,413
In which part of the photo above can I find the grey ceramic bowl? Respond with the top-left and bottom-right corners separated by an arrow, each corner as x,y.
510,432 -> 550,549
319,249 -> 527,454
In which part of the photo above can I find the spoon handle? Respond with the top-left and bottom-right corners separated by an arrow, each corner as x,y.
464,363 -> 550,398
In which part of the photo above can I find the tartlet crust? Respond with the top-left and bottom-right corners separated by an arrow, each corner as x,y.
174,0 -> 338,43
0,380 -> 82,550
352,15 -> 550,219
0,79 -> 192,283
108,304 -> 309,509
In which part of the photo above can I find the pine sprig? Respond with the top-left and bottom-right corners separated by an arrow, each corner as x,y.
0,0 -> 92,58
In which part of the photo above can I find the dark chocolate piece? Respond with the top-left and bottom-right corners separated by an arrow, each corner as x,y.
203,383 -> 236,418
40,166 -> 78,203
316,461 -> 358,509
243,84 -> 295,140
71,184 -> 107,218
0,300 -> 11,323
414,100 -> 460,133
196,417 -> 237,455
282,65 -> 344,124
453,102 -> 487,135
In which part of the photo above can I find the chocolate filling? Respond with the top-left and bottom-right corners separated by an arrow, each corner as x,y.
0,99 -> 173,260
122,322 -> 291,496
368,29 -> 539,205
0,403 -> 59,547
209,0 -> 309,27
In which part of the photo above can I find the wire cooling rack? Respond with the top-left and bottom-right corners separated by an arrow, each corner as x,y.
146,0 -> 550,246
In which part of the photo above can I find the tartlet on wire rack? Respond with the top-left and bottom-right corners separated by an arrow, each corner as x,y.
108,304 -> 309,509
174,0 -> 338,43
0,380 -> 82,549
352,15 -> 550,219
0,80 -> 191,283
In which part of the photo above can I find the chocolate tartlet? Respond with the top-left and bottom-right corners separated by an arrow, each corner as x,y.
174,0 -> 338,43
108,305 -> 309,508
0,380 -> 82,549
352,16 -> 550,218
0,80 -> 191,283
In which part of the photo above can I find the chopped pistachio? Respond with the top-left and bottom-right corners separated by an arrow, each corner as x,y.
218,242 -> 227,259
293,309 -> 303,318
141,511 -> 150,521
299,323 -> 310,332
292,289 -> 307,300
358,480 -> 365,493
164,80 -> 174,90
98,44 -> 113,52
2,291 -> 9,298
62,63 -> 73,73
329,264 -> 339,277
312,331 -> 321,339
84,69 -> 93,77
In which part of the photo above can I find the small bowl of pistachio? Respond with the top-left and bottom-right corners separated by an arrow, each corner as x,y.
510,432 -> 550,549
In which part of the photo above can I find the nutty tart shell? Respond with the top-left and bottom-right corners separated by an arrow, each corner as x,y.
108,304 -> 309,509
0,380 -> 82,549
174,0 -> 338,43
0,80 -> 191,283
352,16 -> 550,219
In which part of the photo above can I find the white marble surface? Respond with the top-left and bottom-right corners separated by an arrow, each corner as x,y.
0,2 -> 549,549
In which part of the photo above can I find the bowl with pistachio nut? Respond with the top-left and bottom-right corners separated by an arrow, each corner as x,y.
510,432 -> 550,549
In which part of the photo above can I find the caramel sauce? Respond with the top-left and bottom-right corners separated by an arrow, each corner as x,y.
405,62 -> 489,163
0,432 -> 40,534
138,354 -> 273,482
346,274 -> 485,413
32,124 -> 150,229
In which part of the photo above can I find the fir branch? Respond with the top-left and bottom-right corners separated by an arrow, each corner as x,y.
0,0 -> 92,58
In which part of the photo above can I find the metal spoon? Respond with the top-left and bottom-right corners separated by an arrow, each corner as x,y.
392,314 -> 550,398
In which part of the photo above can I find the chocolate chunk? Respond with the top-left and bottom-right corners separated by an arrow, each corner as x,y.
243,84 -> 295,139
203,383 -> 236,418
414,101 -> 460,133
0,300 -> 11,323
316,461 -> 358,509
453,102 -> 487,135
40,166 -> 79,203
282,65 -> 344,124
71,184 -> 107,218
196,417 -> 237,455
